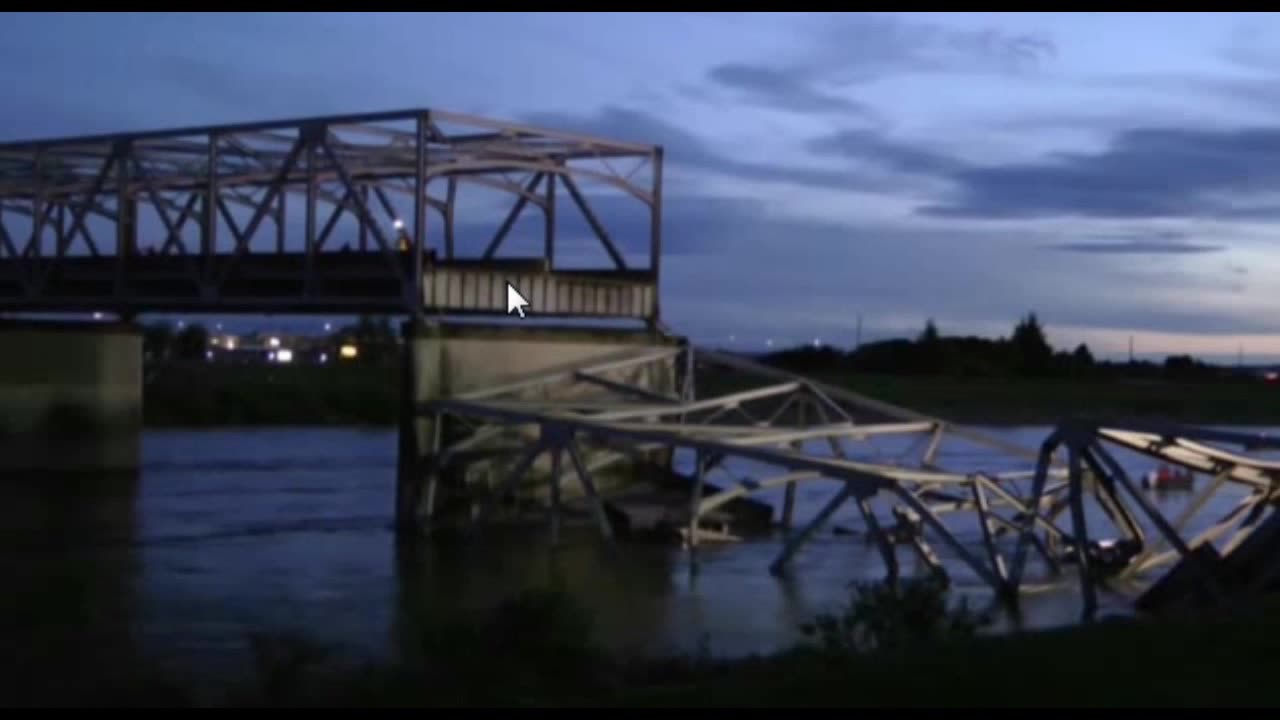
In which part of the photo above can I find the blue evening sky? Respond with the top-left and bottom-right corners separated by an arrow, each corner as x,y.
4,12 -> 1280,360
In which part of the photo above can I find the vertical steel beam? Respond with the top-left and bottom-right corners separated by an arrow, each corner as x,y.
115,140 -> 132,305
857,496 -> 898,584
414,113 -> 428,317
1009,430 -> 1061,592
543,172 -> 556,267
55,203 -> 66,259
359,185 -> 369,252
781,401 -> 803,529
688,448 -> 707,553
277,188 -> 287,254
1066,444 -> 1097,620
305,141 -> 317,298
650,147 -> 663,321
204,134 -> 218,290
445,177 -> 457,260
28,149 -> 44,260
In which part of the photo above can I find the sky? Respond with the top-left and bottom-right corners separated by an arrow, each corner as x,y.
5,12 -> 1280,361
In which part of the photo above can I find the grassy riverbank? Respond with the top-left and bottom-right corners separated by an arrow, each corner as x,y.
143,361 -> 1280,428
10,580 -> 1280,707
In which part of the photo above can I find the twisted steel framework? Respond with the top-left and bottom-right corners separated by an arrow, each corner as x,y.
414,345 -> 1280,617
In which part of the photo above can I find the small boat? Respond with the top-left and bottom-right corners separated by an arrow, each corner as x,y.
1141,464 -> 1194,491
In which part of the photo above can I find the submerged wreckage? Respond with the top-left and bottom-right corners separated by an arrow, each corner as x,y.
396,341 -> 1280,619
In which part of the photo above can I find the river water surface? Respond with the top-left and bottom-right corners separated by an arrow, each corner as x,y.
1,425 -> 1267,690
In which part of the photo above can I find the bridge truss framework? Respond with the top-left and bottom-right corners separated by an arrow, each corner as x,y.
406,344 -> 1280,619
0,109 -> 662,321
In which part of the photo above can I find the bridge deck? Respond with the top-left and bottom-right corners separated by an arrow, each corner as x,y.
0,251 -> 657,317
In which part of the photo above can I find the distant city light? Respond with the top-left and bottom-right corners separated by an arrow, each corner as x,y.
215,322 -> 223,331
225,337 -> 237,350
205,350 -> 213,361
177,320 -> 185,329
275,348 -> 294,364
813,338 -> 822,348
92,311 -> 103,320
319,352 -> 329,364
392,218 -> 405,230
267,351 -> 276,362
339,344 -> 359,360
267,336 -> 281,349
324,322 -> 332,332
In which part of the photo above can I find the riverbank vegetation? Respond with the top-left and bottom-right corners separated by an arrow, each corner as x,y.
12,578 -> 1280,706
140,312 -> 1280,427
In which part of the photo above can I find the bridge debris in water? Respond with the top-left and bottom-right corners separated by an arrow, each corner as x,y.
407,344 -> 1280,619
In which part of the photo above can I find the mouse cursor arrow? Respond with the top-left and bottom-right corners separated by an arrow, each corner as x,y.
506,282 -> 530,319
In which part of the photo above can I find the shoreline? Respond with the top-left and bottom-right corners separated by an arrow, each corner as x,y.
138,416 -> 1280,430
139,363 -> 1280,430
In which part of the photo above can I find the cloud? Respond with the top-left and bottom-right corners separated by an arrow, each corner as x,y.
804,13 -> 1056,82
1048,240 -> 1224,255
1045,231 -> 1225,255
700,14 -> 1053,119
522,106 -> 896,193
706,63 -> 877,117
920,125 -> 1280,220
807,129 -> 965,176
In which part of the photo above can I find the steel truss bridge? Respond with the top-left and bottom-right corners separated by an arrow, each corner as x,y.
0,109 -> 662,320
11,110 -> 1277,618
411,344 -> 1280,618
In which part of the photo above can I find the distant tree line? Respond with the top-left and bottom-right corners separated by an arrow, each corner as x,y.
762,312 -> 1233,382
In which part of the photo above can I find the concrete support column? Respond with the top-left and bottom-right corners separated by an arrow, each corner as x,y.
394,321 -> 680,537
396,319 -> 445,536
0,320 -> 142,474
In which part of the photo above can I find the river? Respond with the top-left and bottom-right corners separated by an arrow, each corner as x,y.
0,424 -> 1266,693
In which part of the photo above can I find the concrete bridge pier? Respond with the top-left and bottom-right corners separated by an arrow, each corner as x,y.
395,320 -> 679,538
0,320 -> 143,476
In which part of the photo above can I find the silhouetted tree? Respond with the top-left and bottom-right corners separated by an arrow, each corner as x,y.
1011,312 -> 1053,376
918,319 -> 940,345
916,318 -> 943,374
174,323 -> 209,361
142,322 -> 174,361
1072,343 -> 1094,367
